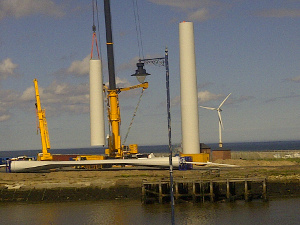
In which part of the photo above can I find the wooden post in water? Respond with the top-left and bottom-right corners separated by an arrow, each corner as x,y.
142,184 -> 145,204
192,181 -> 196,203
245,180 -> 249,201
226,179 -> 230,200
263,178 -> 267,201
175,182 -> 179,201
210,181 -> 214,202
201,181 -> 205,203
159,182 -> 163,204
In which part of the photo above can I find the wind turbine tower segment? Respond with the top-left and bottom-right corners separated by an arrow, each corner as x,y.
179,21 -> 200,154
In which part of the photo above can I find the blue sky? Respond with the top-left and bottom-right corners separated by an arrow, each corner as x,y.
0,0 -> 299,151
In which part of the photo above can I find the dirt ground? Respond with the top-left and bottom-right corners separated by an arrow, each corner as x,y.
213,159 -> 300,182
214,158 -> 298,167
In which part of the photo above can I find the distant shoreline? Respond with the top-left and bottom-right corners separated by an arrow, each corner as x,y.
1,143 -> 300,158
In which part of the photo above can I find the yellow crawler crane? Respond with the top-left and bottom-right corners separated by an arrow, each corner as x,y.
33,79 -> 53,161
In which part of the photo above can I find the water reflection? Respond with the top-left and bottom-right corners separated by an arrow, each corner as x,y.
0,198 -> 299,225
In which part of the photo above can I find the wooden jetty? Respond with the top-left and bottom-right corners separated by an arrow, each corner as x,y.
142,178 -> 267,204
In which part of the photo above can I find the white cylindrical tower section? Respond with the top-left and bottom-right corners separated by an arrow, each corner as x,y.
90,59 -> 105,146
179,21 -> 200,154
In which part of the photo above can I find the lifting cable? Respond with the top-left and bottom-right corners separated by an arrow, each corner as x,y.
122,1 -> 147,144
95,0 -> 102,57
123,88 -> 145,145
91,0 -> 102,58
132,0 -> 144,59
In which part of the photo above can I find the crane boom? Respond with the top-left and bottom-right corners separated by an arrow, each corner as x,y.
33,79 -> 53,161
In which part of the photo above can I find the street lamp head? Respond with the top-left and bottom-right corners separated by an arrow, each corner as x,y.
131,62 -> 150,83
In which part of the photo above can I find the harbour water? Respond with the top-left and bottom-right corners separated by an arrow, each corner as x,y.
0,198 -> 299,224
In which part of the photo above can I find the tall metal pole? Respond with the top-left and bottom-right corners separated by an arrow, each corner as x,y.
165,48 -> 175,224
139,50 -> 174,223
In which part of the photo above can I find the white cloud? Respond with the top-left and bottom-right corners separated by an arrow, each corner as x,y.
187,8 -> 210,22
287,75 -> 300,83
0,80 -> 91,122
105,77 -> 132,88
0,89 -> 19,122
19,81 -> 89,116
67,55 -> 90,76
41,81 -> 89,107
255,9 -> 300,18
115,77 -> 132,88
0,0 -> 65,20
0,89 -> 19,106
148,0 -> 217,9
170,91 -> 223,107
149,0 -> 227,22
2,75 -> 138,122
117,57 -> 140,73
198,90 -> 222,103
0,113 -> 11,121
266,94 -> 299,103
0,107 -> 11,121
20,86 -> 35,101
0,58 -> 18,80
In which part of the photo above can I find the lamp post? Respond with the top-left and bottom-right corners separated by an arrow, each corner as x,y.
135,47 -> 174,224
131,62 -> 150,83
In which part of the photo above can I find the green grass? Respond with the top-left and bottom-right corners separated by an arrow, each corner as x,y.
255,158 -> 300,163
285,158 -> 300,163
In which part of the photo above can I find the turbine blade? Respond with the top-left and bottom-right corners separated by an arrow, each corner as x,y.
218,111 -> 224,130
199,106 -> 217,111
219,93 -> 231,108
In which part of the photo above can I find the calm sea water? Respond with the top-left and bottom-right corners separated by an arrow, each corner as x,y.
0,198 -> 299,225
0,140 -> 299,158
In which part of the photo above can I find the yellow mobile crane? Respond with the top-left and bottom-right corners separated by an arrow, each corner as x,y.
105,82 -> 148,158
33,79 -> 53,161
103,1 -> 150,159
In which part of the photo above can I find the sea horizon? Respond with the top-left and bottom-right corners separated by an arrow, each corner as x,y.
0,140 -> 299,158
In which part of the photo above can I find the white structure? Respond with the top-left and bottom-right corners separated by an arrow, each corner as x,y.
199,93 -> 231,148
89,59 -> 105,146
179,21 -> 200,154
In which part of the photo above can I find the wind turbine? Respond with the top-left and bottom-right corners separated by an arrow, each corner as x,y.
199,93 -> 231,148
